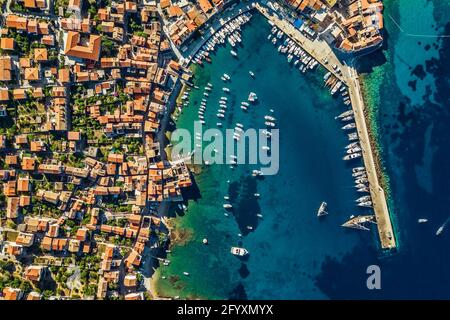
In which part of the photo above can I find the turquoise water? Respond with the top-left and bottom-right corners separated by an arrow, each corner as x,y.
155,0 -> 450,299
155,13 -> 368,299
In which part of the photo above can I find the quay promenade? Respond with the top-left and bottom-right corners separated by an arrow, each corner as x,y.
256,3 -> 396,249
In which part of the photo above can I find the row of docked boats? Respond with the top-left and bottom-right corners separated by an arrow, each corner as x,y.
269,26 -> 319,73
193,12 -> 252,65
324,72 -> 350,105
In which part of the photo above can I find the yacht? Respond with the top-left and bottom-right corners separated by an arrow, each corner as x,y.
264,115 -> 276,121
248,92 -> 258,102
231,247 -> 249,256
355,195 -> 371,203
249,71 -> 255,77
252,169 -> 262,176
418,219 -> 428,223
342,123 -> 356,130
343,153 -> 361,160
317,202 -> 328,217
357,201 -> 372,208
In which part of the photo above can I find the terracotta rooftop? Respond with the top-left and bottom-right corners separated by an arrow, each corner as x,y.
64,31 -> 102,61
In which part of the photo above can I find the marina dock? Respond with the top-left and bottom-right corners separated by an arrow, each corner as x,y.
256,3 -> 396,249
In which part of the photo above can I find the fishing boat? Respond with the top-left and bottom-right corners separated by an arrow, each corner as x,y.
231,247 -> 249,256
317,202 -> 328,217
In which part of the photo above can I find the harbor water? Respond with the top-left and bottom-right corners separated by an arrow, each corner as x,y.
153,0 -> 450,299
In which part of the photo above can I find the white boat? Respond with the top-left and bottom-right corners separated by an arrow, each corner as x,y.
265,121 -> 276,127
252,170 -> 262,176
241,101 -> 249,106
254,193 -> 260,197
230,247 -> 248,256
343,153 -> 361,160
317,201 -> 328,217
224,196 -> 229,200
183,272 -> 190,276
223,203 -> 232,209
248,92 -> 257,102
230,50 -> 238,57
418,219 -> 428,223
249,71 -> 255,77
257,214 -> 263,218
342,123 -> 356,130
262,129 -> 272,137
264,115 -> 276,121
223,87 -> 230,92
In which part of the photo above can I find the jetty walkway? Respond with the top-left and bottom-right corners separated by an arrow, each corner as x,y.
256,3 -> 396,249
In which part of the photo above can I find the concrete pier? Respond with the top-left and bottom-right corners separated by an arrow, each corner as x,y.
256,4 -> 396,249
